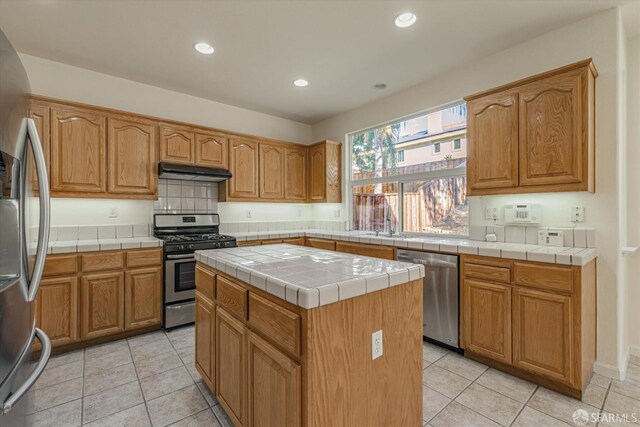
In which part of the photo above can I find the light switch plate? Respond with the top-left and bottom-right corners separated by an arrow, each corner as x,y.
538,230 -> 564,247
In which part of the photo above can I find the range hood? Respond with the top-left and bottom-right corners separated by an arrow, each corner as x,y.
158,162 -> 232,182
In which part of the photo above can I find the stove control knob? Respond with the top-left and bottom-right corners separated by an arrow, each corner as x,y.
177,244 -> 187,251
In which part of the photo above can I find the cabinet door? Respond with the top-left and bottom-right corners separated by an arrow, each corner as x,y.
216,307 -> 247,427
195,292 -> 215,389
247,332 -> 301,427
159,126 -> 194,165
35,276 -> 79,347
125,267 -> 162,330
229,138 -> 259,199
50,107 -> 106,194
513,288 -> 573,384
462,279 -> 512,364
195,132 -> 228,168
259,143 -> 285,199
308,144 -> 326,201
467,92 -> 519,193
519,70 -> 584,188
29,103 -> 50,192
284,147 -> 306,201
81,271 -> 125,339
108,118 -> 157,196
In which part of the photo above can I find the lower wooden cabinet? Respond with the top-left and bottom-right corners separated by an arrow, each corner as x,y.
216,307 -> 247,427
195,292 -> 215,389
335,241 -> 395,260
81,271 -> 125,339
125,267 -> 163,329
248,332 -> 301,427
35,276 -> 79,347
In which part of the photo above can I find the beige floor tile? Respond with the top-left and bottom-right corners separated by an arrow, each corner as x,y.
130,339 -> 175,362
430,401 -> 499,427
423,364 -> 471,399
166,325 -> 195,348
84,340 -> 129,358
146,385 -> 208,427
176,346 -> 195,365
140,365 -> 194,400
423,342 -> 449,363
630,355 -> 640,366
602,391 -> 640,424
611,379 -> 640,401
26,398 -> 82,427
475,368 -> 537,404
195,379 -> 219,407
423,385 -> 452,422
171,408 -> 222,426
46,350 -> 84,369
512,406 -> 572,427
33,360 -> 83,390
583,383 -> 608,408
84,348 -> 132,376
435,352 -> 488,381
212,404 -> 234,427
455,383 -> 523,426
185,361 -> 203,382
83,403 -> 151,427
528,387 -> 600,425
628,365 -> 640,383
28,377 -> 83,414
82,381 -> 144,423
127,330 -> 169,348
83,363 -> 137,396
169,333 -> 195,351
134,350 -> 182,379
590,373 -> 613,389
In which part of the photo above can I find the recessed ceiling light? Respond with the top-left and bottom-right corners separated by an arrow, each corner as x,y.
394,12 -> 416,28
194,42 -> 214,55
293,79 -> 309,87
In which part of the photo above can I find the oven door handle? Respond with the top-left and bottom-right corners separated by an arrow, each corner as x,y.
166,254 -> 196,260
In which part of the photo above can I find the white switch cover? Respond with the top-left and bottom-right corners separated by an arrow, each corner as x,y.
484,207 -> 499,220
372,330 -> 383,360
571,206 -> 585,222
109,207 -> 118,218
246,209 -> 252,219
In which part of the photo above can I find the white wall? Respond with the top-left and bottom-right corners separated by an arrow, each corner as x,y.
19,53 -> 313,226
312,9 -> 626,373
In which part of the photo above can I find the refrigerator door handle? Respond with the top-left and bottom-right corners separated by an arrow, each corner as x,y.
0,328 -> 51,415
26,117 -> 50,302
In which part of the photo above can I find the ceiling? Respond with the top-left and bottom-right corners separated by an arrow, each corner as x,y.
0,0 -> 634,124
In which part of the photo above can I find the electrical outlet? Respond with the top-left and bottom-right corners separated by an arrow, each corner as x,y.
571,206 -> 584,222
297,208 -> 302,217
372,330 -> 383,360
109,207 -> 118,218
484,207 -> 498,220
246,209 -> 252,219
334,209 -> 340,218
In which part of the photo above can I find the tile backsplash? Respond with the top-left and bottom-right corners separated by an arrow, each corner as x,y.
154,179 -> 218,214
469,225 -> 596,248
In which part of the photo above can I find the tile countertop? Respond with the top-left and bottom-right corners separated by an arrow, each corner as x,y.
195,244 -> 426,309
44,237 -> 163,254
229,229 -> 598,266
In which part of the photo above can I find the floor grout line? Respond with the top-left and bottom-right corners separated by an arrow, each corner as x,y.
508,384 -> 539,426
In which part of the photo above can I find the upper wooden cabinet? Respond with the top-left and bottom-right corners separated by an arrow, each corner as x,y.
226,138 -> 259,200
308,140 -> 342,202
196,131 -> 228,168
159,125 -> 194,165
465,59 -> 596,195
259,142 -> 285,199
284,146 -> 306,201
108,117 -> 157,197
29,102 -> 50,191
50,106 -> 107,195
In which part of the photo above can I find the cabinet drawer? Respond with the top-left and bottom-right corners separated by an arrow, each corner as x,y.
81,251 -> 124,273
195,264 -> 216,301
306,238 -> 335,251
514,262 -> 573,293
217,276 -> 247,319
261,239 -> 283,245
335,241 -> 395,260
248,292 -> 301,357
126,248 -> 162,268
43,254 -> 78,277
464,262 -> 511,283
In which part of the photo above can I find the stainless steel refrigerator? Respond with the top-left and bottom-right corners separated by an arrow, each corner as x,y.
0,28 -> 52,426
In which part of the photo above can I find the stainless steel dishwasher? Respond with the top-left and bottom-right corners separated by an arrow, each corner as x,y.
397,250 -> 459,349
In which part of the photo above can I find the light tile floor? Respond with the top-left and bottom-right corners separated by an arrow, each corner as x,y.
27,327 -> 640,426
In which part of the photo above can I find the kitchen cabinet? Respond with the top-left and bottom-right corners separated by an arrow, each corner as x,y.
81,271 -> 125,339
247,332 -> 301,427
335,241 -> 395,260
107,117 -> 157,197
35,276 -> 79,348
216,306 -> 247,427
196,291 -> 215,390
195,131 -> 228,168
465,59 -> 596,195
308,140 -> 341,202
284,146 -> 306,201
159,125 -> 194,165
50,106 -> 107,195
124,266 -> 163,330
29,102 -> 50,191
259,142 -> 285,199
305,237 -> 336,251
226,138 -> 259,200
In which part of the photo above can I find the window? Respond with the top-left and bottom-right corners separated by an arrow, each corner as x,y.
349,102 -> 468,236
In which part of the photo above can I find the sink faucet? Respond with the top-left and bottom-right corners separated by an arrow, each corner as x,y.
385,208 -> 394,237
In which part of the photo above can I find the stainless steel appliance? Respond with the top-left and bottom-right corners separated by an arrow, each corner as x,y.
158,162 -> 232,182
397,250 -> 460,349
0,28 -> 52,425
154,213 -> 236,328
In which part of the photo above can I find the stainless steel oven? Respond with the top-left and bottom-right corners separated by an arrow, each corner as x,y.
165,253 -> 196,304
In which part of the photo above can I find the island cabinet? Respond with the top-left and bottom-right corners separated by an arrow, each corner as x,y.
460,255 -> 597,399
465,59 -> 597,195
194,261 -> 423,427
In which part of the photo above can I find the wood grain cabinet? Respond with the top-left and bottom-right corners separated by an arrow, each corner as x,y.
226,138 -> 259,200
81,271 -> 125,339
159,125 -> 194,165
125,266 -> 163,330
29,102 -> 50,191
50,106 -> 107,195
247,332 -> 301,427
196,131 -> 228,168
196,291 -> 215,390
284,146 -> 306,201
216,306 -> 247,427
35,276 -> 79,347
108,117 -> 157,197
308,140 -> 342,202
259,142 -> 285,199
465,59 -> 596,195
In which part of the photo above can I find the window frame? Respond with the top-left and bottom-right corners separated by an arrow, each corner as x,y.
397,150 -> 405,163
433,142 -> 441,154
346,100 -> 468,238
453,138 -> 462,152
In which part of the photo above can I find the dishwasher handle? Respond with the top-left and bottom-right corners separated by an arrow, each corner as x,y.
397,255 -> 457,269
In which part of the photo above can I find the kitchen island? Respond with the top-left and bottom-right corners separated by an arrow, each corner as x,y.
193,244 -> 425,427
